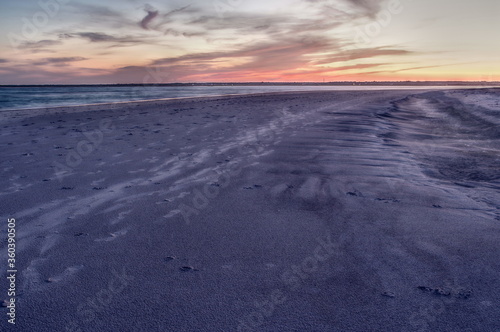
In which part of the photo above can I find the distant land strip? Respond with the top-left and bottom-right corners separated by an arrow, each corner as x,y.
1,81 -> 500,88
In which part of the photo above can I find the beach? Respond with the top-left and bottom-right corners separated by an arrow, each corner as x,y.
1,89 -> 499,331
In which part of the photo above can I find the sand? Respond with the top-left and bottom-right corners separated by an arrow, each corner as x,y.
0,89 -> 499,331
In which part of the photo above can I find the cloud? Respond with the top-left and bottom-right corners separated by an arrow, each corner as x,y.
18,40 -> 62,50
0,63 -> 110,84
66,2 -> 135,27
67,32 -> 143,45
386,63 -> 472,74
344,0 -> 384,18
140,4 -> 159,30
329,63 -> 389,71
104,36 -> 339,82
48,57 -> 87,63
69,2 -> 124,17
0,0 -> 418,83
96,23 -> 414,82
123,35 -> 413,82
33,57 -> 88,66
164,4 -> 193,17
326,62 -> 473,79
314,47 -> 413,64
75,32 -> 121,42
153,35 -> 335,67
304,0 -> 384,19
0,59 -> 8,63
139,5 -> 344,44
140,5 -> 206,37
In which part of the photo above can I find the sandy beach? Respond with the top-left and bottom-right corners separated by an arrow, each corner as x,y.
1,89 -> 499,331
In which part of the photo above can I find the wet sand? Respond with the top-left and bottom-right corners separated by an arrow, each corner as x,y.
1,89 -> 499,331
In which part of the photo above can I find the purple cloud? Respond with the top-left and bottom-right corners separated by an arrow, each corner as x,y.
140,4 -> 159,30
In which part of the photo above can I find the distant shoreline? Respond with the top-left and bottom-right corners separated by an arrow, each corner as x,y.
1,81 -> 500,88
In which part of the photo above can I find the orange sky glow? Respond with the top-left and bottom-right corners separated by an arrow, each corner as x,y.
0,0 -> 499,84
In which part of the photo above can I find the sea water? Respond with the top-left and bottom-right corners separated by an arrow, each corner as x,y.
0,85 -> 492,111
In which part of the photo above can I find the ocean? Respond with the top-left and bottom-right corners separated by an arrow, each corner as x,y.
0,85 -> 488,111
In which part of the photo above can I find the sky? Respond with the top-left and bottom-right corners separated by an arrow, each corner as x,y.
0,0 -> 499,84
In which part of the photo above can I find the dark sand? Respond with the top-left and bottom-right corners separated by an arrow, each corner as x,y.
1,89 -> 499,331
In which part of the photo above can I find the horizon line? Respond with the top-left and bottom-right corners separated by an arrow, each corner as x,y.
1,81 -> 500,87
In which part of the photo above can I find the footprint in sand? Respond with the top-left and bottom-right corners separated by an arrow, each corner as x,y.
419,284 -> 473,299
94,229 -> 128,242
243,185 -> 263,190
382,291 -> 396,298
375,197 -> 400,203
92,187 -> 107,190
179,266 -> 198,272
164,256 -> 176,263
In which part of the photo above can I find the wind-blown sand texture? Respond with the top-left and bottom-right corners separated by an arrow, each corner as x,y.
1,89 -> 499,331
